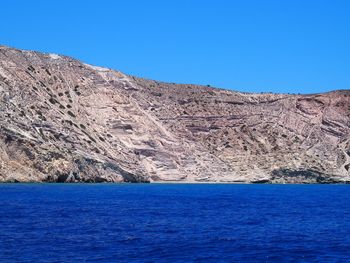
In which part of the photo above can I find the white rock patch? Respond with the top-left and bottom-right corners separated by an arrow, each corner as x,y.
49,53 -> 61,60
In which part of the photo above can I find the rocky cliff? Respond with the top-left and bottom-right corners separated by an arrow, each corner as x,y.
0,46 -> 349,183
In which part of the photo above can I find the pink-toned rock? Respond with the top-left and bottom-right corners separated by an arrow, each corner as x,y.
0,45 -> 349,183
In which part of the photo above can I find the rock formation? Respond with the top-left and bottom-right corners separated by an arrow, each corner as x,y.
0,45 -> 349,183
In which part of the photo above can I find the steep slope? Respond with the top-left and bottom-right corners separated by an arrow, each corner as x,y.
0,46 -> 349,183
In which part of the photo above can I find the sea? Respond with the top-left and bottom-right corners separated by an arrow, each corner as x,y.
0,184 -> 350,262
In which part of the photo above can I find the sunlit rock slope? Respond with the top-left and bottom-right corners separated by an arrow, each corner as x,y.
0,46 -> 349,183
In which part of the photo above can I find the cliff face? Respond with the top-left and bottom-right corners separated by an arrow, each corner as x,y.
0,46 -> 349,183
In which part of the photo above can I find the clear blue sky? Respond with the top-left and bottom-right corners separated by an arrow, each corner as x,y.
1,0 -> 350,94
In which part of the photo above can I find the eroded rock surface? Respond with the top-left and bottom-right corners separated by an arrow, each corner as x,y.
0,46 -> 349,183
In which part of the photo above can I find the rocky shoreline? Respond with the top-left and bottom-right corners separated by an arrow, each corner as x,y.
0,45 -> 349,183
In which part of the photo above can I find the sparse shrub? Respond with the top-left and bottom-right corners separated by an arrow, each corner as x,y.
67,111 -> 75,117
49,97 -> 57,104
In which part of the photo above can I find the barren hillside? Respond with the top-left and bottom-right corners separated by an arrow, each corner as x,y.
0,46 -> 349,183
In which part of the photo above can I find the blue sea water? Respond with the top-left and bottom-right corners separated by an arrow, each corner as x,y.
0,184 -> 350,262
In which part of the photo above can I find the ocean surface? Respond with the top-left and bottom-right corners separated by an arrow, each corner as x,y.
1,184 -> 350,262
